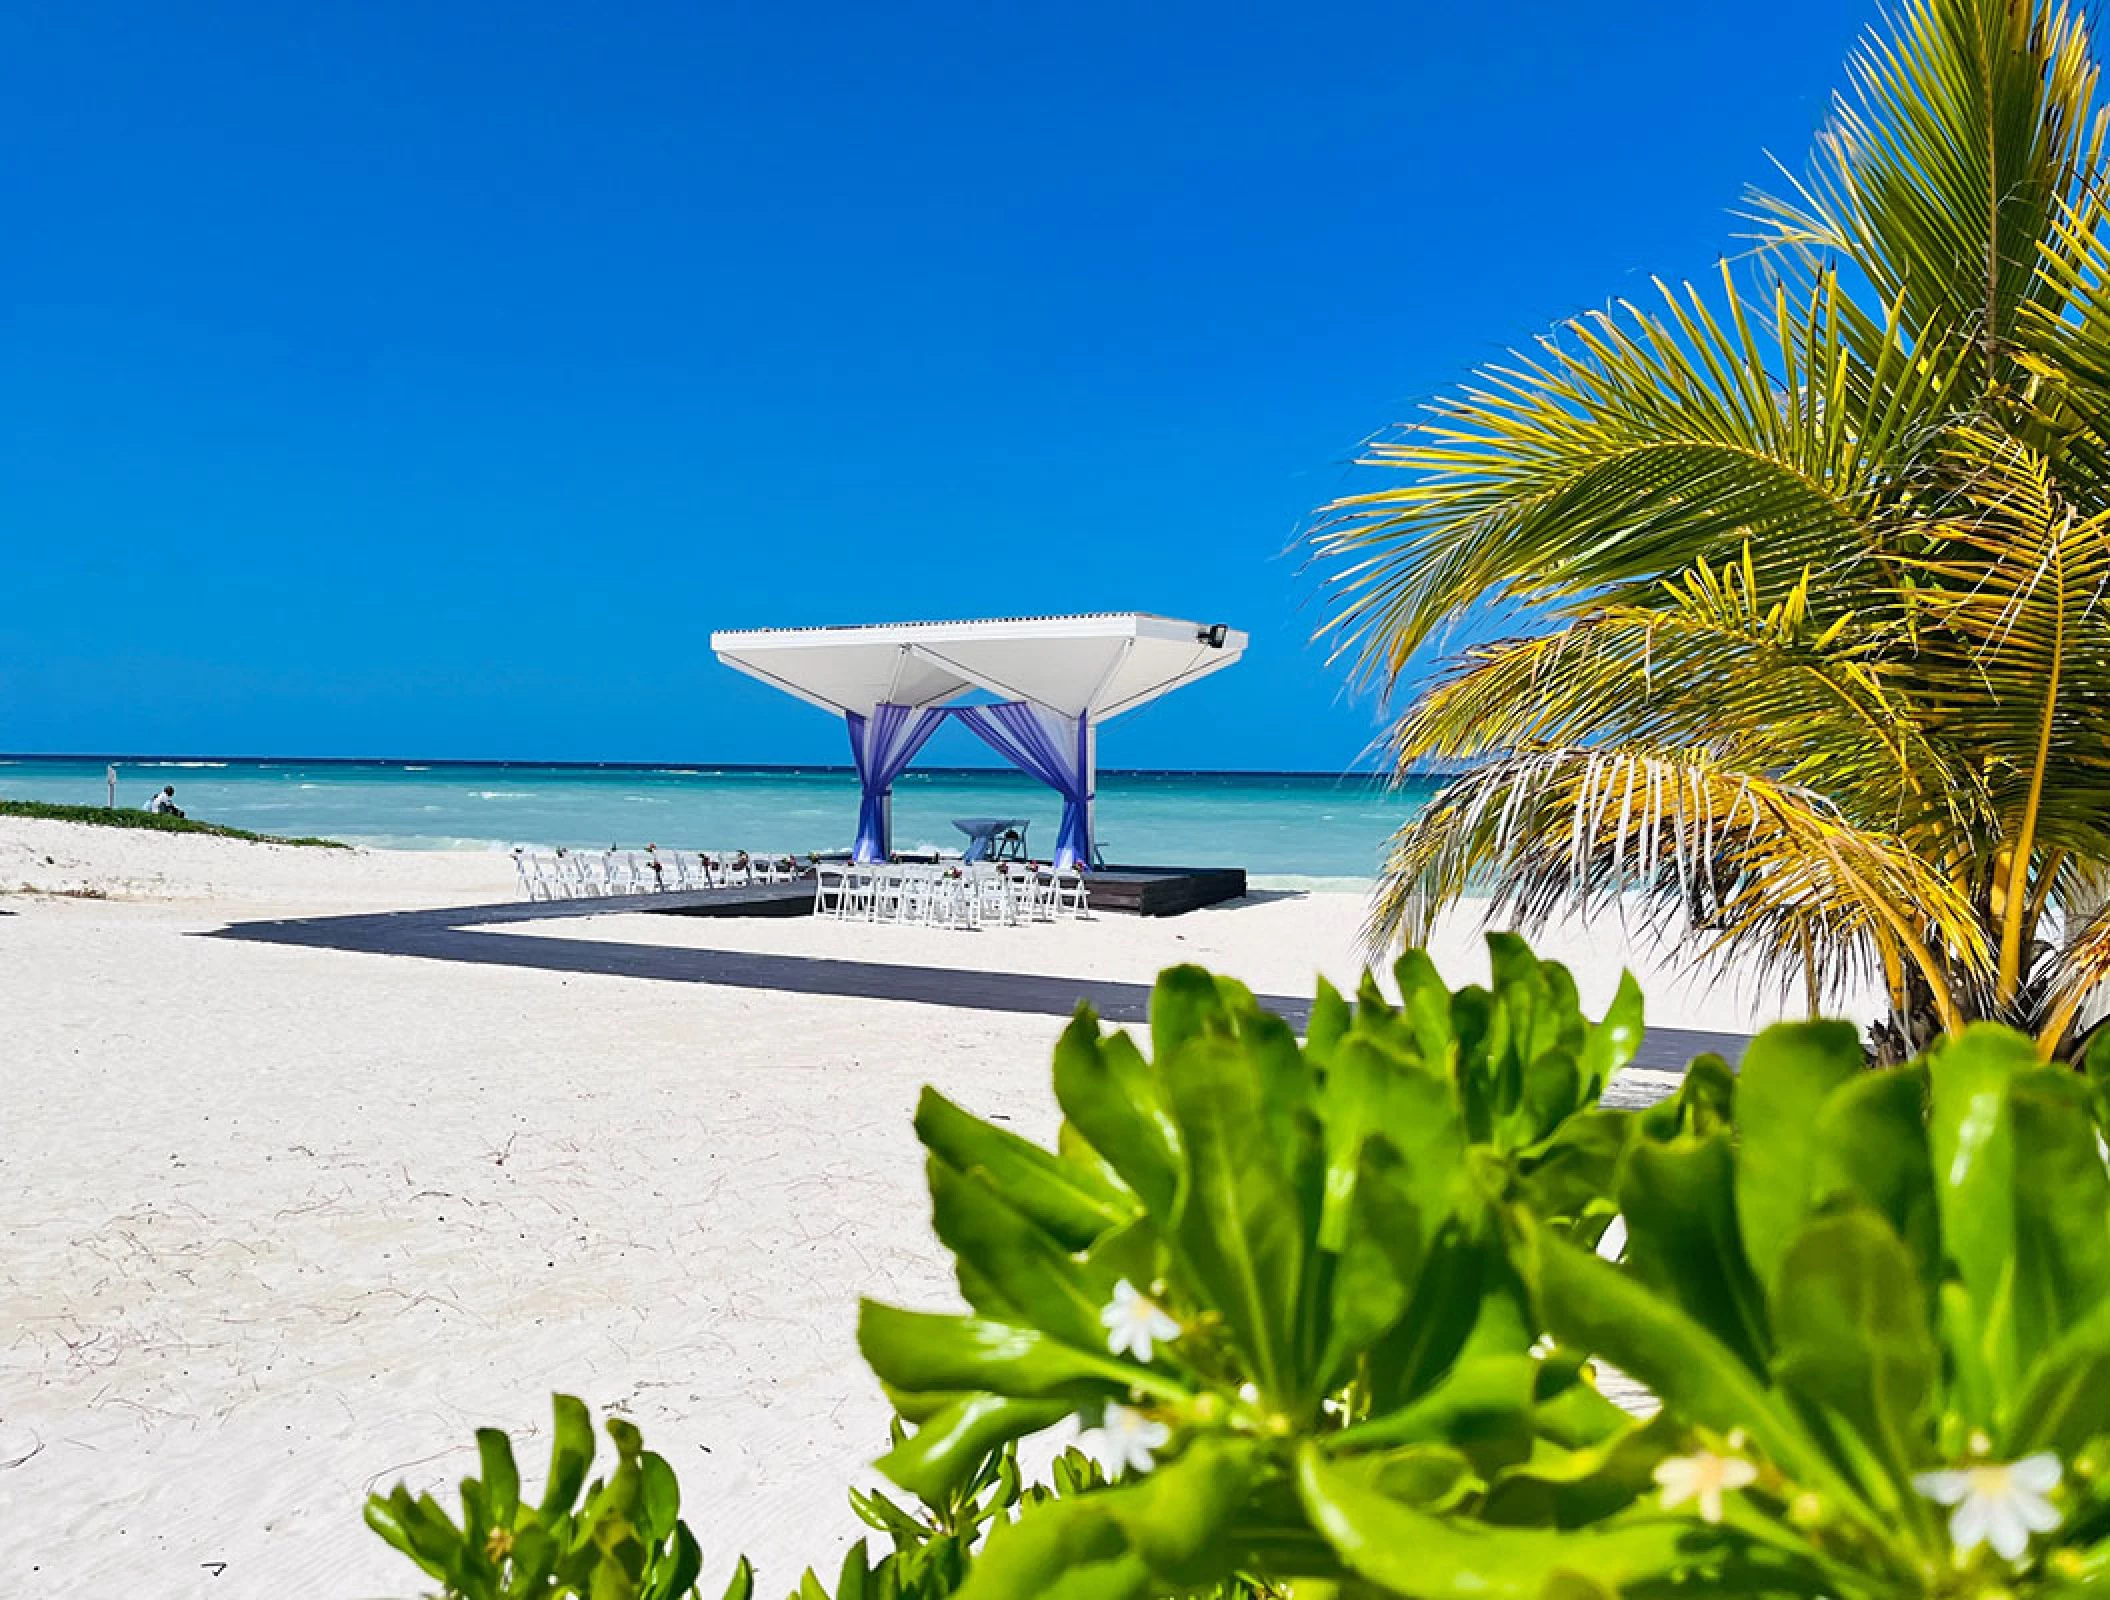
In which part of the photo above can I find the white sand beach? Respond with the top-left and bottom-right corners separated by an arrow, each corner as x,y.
0,820 -> 1872,1596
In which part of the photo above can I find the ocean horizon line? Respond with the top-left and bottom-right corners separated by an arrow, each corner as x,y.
1,751 -> 1416,781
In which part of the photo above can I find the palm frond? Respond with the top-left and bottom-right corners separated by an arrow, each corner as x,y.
1312,268 -> 1961,695
1320,0 -> 2110,1043
1387,556 -> 1974,829
1366,748 -> 1987,1024
1747,0 -> 2107,388
1902,428 -> 2110,856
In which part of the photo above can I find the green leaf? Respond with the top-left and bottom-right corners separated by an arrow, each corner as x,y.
1356,1221 -> 1489,1411
1391,948 -> 1458,1067
1317,1034 -> 1454,1252
2008,1294 -> 2110,1456
1515,1110 -> 1631,1223
1479,1410 -> 1679,1529
1731,1021 -> 1863,1296
1051,1017 -> 1178,1220
1576,972 -> 1643,1105
475,1427 -> 520,1526
1525,1224 -> 1834,1497
2084,1027 -> 2110,1131
1927,1025 -> 2030,1407
1306,976 -> 1354,1070
542,1394 -> 597,1517
1638,1055 -> 1734,1142
392,1489 -> 466,1574
1330,1353 -> 1539,1459
1318,1134 -> 1434,1392
1486,935 -> 1588,1145
835,1537 -> 872,1600
856,1302 -> 1156,1401
1149,965 -> 1238,1070
915,1089 -> 1128,1250
1163,1033 -> 1306,1400
1809,1067 -> 1939,1302
927,1159 -> 1115,1349
954,1500 -> 1146,1600
1619,1131 -> 1770,1374
637,1451 -> 680,1543
1769,1207 -> 1937,1500
650,1525 -> 704,1600
363,1491 -> 453,1583
2009,1067 -> 2110,1371
720,1554 -> 755,1600
1297,1445 -> 1706,1600
955,1438 -> 1262,1600
875,1394 -> 1072,1503
1449,986 -> 1497,1141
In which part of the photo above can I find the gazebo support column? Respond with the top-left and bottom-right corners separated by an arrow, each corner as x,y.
846,703 -> 947,864
1084,719 -> 1098,867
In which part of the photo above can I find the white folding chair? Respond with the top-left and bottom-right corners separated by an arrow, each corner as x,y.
842,865 -> 875,919
1052,868 -> 1091,919
547,853 -> 581,899
814,863 -> 849,916
971,864 -> 1013,926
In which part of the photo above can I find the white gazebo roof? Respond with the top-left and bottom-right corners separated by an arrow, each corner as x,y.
710,612 -> 1246,722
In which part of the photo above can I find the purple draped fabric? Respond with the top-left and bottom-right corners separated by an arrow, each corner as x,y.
951,702 -> 1092,868
846,703 -> 948,862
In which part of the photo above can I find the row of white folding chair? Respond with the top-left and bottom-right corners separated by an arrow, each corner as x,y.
661,852 -> 799,890
512,849 -> 650,900
815,864 -> 983,928
512,849 -> 801,902
813,863 -> 1089,927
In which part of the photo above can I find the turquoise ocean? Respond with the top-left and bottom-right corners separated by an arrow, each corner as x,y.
0,757 -> 1434,887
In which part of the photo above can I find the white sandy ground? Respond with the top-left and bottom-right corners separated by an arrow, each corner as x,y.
0,819 -> 1883,1598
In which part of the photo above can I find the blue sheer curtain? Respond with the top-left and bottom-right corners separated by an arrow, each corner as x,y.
846,703 -> 948,862
951,702 -> 1092,868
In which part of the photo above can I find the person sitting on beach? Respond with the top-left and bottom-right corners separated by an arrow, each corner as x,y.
146,785 -> 185,819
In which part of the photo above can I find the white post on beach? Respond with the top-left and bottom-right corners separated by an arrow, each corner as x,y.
106,764 -> 117,809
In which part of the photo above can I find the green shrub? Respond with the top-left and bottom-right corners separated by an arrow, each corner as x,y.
858,938 -> 1649,1598
0,797 -> 343,847
1515,1021 -> 2110,1598
365,1395 -> 721,1600
368,942 -> 2110,1598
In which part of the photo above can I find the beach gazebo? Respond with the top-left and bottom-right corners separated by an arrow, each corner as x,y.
710,613 -> 1247,867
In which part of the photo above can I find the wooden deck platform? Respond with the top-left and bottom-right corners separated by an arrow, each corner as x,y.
1074,865 -> 1247,917
502,865 -> 1250,922
629,864 -> 1248,919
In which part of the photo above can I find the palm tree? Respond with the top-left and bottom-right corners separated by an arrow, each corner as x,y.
1314,0 -> 2110,1057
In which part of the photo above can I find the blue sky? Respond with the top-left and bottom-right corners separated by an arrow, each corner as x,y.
1,1 -> 1863,770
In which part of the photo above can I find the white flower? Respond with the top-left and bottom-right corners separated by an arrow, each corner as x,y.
1101,1279 -> 1181,1364
1654,1450 -> 1759,1523
1079,1402 -> 1169,1476
1914,1454 -> 2063,1562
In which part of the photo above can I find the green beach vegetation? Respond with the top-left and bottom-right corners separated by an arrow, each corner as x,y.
0,797 -> 343,848
368,950 -> 2110,1598
1314,0 -> 2110,1059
